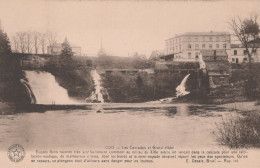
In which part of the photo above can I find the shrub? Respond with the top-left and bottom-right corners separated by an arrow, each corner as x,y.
213,111 -> 260,148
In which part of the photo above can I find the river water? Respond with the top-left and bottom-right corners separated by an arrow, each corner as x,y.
0,103 -> 235,150
0,70 -> 236,150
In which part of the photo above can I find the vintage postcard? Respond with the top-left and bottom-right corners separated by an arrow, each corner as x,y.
0,0 -> 260,167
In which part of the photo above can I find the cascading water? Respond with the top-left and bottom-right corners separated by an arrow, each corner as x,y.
24,71 -> 78,104
176,74 -> 190,98
150,74 -> 191,103
20,78 -> 37,104
85,69 -> 106,103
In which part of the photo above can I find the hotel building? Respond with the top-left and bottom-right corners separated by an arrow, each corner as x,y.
165,31 -> 231,62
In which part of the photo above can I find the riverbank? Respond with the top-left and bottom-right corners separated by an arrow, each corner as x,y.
218,101 -> 259,112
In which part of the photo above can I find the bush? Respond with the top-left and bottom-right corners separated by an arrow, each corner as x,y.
214,112 -> 260,148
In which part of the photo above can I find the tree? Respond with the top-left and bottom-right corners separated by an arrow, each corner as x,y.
0,26 -> 12,55
149,50 -> 161,61
25,31 -> 33,53
229,12 -> 260,73
229,12 -> 260,97
33,31 -> 40,54
59,38 -> 73,67
16,32 -> 26,53
39,32 -> 47,54
47,31 -> 57,54
12,36 -> 19,53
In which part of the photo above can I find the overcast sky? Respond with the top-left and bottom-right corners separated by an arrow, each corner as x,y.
0,0 -> 259,57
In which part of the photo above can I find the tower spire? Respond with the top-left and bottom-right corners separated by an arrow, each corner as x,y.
98,38 -> 106,57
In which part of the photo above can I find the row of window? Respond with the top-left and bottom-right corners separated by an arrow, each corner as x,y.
188,43 -> 227,49
167,43 -> 228,53
188,36 -> 229,42
167,36 -> 230,45
188,52 -> 200,59
233,50 -> 256,55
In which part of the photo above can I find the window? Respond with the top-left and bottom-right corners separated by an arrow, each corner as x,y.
226,36 -> 230,42
216,37 -> 219,42
219,77 -> 225,82
209,44 -> 213,49
234,50 -> 237,55
243,58 -> 247,62
232,58 -> 235,62
216,44 -> 219,48
188,37 -> 191,41
209,37 -> 212,41
195,37 -> 198,41
188,52 -> 192,58
243,50 -> 247,55
202,44 -> 206,48
202,37 -> 205,41
195,52 -> 199,58
188,44 -> 192,49
195,44 -> 199,50
223,44 -> 227,48
179,45 -> 181,50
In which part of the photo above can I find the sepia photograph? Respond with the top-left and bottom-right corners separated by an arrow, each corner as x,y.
0,0 -> 260,167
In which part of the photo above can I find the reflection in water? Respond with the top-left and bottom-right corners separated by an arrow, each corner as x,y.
0,103 -> 234,149
176,105 -> 190,116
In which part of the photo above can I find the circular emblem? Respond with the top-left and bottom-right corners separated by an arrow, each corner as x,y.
7,144 -> 25,162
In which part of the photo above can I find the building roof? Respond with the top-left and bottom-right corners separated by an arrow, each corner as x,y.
166,31 -> 230,40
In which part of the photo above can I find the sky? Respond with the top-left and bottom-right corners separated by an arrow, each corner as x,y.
0,0 -> 260,57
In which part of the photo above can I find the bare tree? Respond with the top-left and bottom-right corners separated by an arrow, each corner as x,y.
16,32 -> 26,53
46,31 -> 57,55
33,31 -> 40,54
12,36 -> 19,53
39,33 -> 47,54
25,31 -> 33,53
229,12 -> 260,73
229,12 -> 260,96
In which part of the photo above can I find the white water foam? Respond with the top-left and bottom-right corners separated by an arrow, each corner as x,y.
24,71 -> 78,104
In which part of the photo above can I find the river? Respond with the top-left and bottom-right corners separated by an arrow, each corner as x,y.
0,103 -> 235,150
0,70 -> 236,150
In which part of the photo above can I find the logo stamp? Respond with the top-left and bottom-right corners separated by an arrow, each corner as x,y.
7,144 -> 25,163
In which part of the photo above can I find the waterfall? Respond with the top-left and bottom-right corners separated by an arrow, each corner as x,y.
20,79 -> 37,104
24,71 -> 78,104
176,74 -> 190,98
85,69 -> 107,103
149,74 -> 191,103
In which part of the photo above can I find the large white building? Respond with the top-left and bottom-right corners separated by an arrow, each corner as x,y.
165,31 -> 231,62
